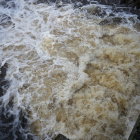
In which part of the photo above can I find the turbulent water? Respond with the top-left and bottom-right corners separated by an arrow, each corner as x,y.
0,0 -> 140,140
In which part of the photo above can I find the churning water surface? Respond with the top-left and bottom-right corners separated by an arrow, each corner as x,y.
0,0 -> 140,140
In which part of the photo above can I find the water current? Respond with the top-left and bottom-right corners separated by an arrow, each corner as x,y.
0,0 -> 140,140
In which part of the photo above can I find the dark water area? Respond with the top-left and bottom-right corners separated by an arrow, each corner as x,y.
35,0 -> 140,19
128,115 -> 140,140
0,0 -> 16,9
0,63 -> 9,97
0,63 -> 34,140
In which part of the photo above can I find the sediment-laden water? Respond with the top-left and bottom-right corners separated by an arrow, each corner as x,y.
0,0 -> 140,140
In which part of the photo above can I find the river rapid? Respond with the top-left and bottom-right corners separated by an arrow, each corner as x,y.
0,0 -> 140,140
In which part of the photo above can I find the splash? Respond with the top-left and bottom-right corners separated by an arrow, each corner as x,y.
0,0 -> 140,140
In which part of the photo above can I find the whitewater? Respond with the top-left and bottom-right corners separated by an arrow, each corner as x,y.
0,0 -> 140,140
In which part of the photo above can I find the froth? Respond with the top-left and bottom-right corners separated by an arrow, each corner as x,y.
0,1 -> 140,140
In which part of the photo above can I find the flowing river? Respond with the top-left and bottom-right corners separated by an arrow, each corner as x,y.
0,0 -> 140,140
